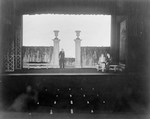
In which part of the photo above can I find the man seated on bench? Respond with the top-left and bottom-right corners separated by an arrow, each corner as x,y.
105,52 -> 112,71
96,53 -> 106,72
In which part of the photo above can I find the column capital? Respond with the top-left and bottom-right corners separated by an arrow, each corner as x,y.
53,38 -> 60,42
74,38 -> 82,42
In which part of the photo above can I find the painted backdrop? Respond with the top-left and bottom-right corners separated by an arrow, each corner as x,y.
23,46 -> 53,64
23,46 -> 75,68
81,47 -> 110,67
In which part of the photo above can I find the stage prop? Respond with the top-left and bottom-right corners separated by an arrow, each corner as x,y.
3,16 -> 22,72
81,47 -> 110,68
23,46 -> 53,69
119,19 -> 126,64
53,30 -> 60,68
74,31 -> 82,68
117,19 -> 126,71
4,40 -> 14,71
65,58 -> 75,68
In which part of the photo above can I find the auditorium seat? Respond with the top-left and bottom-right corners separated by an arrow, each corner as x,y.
1,74 -> 148,116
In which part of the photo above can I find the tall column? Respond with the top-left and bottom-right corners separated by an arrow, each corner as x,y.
53,30 -> 60,68
74,31 -> 82,68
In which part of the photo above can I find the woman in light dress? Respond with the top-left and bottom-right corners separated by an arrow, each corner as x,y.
96,53 -> 106,72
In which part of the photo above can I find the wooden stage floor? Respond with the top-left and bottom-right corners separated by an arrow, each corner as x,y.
3,68 -> 123,76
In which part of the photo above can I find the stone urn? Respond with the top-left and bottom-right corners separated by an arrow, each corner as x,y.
75,30 -> 81,39
54,30 -> 59,38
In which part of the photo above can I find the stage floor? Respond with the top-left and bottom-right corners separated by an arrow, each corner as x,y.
3,68 -> 123,75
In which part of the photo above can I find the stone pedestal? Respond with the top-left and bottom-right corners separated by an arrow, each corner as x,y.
53,30 -> 60,68
53,38 -> 60,68
74,38 -> 82,68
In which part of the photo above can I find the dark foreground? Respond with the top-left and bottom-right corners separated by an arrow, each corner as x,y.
0,72 -> 150,119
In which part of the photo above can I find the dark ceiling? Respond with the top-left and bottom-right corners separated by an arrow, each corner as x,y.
2,0 -> 150,15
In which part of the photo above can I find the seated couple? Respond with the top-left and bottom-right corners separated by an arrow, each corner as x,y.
96,53 -> 111,72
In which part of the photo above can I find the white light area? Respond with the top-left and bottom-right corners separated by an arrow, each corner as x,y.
23,14 -> 111,57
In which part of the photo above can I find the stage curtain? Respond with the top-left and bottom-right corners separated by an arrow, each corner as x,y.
23,46 -> 53,64
81,47 -> 110,67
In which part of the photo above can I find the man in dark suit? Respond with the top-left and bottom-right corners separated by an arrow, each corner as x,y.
59,49 -> 65,68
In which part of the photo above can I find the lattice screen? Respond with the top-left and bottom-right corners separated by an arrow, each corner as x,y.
14,27 -> 22,69
3,15 -> 22,72
4,41 -> 14,72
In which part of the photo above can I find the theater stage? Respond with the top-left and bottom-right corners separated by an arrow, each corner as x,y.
4,68 -> 122,76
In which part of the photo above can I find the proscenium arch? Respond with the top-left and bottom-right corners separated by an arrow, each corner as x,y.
21,14 -> 113,69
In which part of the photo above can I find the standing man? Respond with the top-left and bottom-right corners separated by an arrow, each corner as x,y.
59,49 -> 65,68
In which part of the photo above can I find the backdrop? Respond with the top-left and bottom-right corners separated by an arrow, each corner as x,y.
23,46 -> 53,64
81,47 -> 110,67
